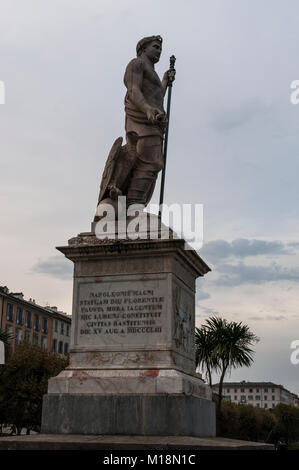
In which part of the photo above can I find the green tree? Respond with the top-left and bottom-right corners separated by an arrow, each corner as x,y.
272,403 -> 299,445
216,400 -> 277,442
195,326 -> 219,386
0,341 -> 68,434
195,316 -> 259,409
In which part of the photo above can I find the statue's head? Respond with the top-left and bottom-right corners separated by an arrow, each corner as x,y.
136,35 -> 162,63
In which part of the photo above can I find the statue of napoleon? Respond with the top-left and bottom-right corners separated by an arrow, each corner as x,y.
95,35 -> 175,220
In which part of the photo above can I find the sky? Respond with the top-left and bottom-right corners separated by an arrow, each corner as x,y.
0,0 -> 299,393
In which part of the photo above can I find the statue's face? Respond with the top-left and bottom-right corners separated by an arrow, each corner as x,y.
144,40 -> 162,63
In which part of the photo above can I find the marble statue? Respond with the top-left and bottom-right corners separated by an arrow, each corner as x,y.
95,35 -> 175,217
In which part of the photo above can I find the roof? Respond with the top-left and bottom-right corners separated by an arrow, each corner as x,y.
212,381 -> 294,395
0,287 -> 71,323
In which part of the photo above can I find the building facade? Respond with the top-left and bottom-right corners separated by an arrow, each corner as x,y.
0,286 -> 71,356
45,306 -> 71,356
212,381 -> 299,409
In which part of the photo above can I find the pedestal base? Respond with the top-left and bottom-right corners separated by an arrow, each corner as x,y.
46,368 -> 211,398
41,394 -> 216,437
42,233 -> 215,438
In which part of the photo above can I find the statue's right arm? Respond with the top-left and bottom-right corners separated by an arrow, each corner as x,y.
126,59 -> 151,115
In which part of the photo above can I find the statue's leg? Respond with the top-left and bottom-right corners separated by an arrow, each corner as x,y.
126,136 -> 163,207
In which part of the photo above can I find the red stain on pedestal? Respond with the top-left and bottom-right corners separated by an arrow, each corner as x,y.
143,369 -> 159,377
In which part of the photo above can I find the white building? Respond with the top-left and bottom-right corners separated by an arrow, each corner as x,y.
212,381 -> 299,409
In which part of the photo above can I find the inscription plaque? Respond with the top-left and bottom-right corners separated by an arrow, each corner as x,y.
74,276 -> 168,347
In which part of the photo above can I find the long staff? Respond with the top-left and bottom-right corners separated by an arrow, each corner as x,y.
159,55 -> 176,216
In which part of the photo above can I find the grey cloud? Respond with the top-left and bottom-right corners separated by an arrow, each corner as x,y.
32,256 -> 72,280
196,305 -> 220,318
196,291 -> 211,301
200,238 -> 292,263
212,100 -> 270,132
288,242 -> 299,248
249,315 -> 287,321
215,262 -> 299,287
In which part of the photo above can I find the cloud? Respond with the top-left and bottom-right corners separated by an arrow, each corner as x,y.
212,99 -> 270,132
200,238 -> 292,263
288,242 -> 299,249
196,290 -> 211,301
249,315 -> 287,321
196,305 -> 220,318
32,256 -> 72,280
215,262 -> 299,287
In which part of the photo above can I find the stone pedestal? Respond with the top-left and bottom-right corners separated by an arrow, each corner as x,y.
41,231 -> 216,436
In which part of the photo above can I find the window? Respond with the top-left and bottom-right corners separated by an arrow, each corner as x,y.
42,318 -> 48,334
248,395 -> 253,400
58,341 -> 63,354
64,343 -> 69,355
25,311 -> 32,328
54,320 -> 58,333
255,395 -> 261,400
264,388 -> 268,392
234,389 -> 237,393
41,336 -> 47,350
272,395 -> 275,401
52,339 -> 57,352
241,396 -> 246,403
234,395 -> 237,400
15,328 -> 23,346
24,330 -> 31,342
5,324 -> 13,343
249,388 -> 253,393
33,333 -> 39,345
241,388 -> 245,393
60,322 -> 64,335
66,324 -> 70,337
6,303 -> 13,322
34,315 -> 40,331
16,308 -> 23,325
226,388 -> 230,393
264,395 -> 268,401
256,403 -> 260,407
272,403 -> 275,408
264,403 -> 268,409
272,388 -> 275,393
256,388 -> 259,392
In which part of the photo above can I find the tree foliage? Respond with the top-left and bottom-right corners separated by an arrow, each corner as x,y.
0,341 -> 68,434
195,316 -> 259,409
217,401 -> 299,445
217,400 -> 276,442
195,325 -> 219,386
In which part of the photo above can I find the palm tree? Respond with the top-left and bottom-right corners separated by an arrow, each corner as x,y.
195,316 -> 259,409
195,326 -> 219,387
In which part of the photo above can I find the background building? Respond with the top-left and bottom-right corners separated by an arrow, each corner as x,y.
212,381 -> 298,408
44,306 -> 71,356
0,286 -> 71,356
212,381 -> 299,409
